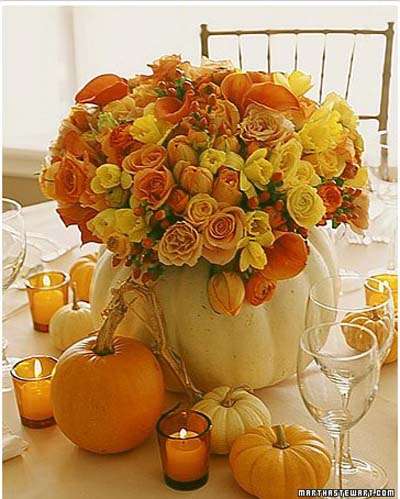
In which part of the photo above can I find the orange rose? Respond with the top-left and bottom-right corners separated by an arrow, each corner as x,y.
158,221 -> 202,267
175,162 -> 213,195
245,272 -> 277,306
123,144 -> 166,174
133,166 -> 175,210
318,183 -> 343,213
166,187 -> 189,215
212,167 -> 242,205
109,125 -> 135,150
202,206 -> 246,265
240,104 -> 294,146
167,135 -> 198,165
208,272 -> 245,316
342,162 -> 359,179
54,155 -> 90,204
185,193 -> 219,228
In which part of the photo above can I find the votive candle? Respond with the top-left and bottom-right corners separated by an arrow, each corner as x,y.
11,356 -> 58,429
25,271 -> 69,332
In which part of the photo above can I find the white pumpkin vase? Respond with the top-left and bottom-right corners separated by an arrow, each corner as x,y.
90,228 -> 337,392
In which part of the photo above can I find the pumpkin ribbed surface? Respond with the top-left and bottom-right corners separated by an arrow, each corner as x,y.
91,228 -> 337,391
229,424 -> 331,499
51,336 -> 164,454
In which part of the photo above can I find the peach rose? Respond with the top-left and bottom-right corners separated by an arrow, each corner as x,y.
133,166 -> 175,210
240,104 -> 294,146
212,167 -> 242,205
208,272 -> 245,316
185,193 -> 219,228
158,221 -> 202,267
246,272 -> 277,306
175,162 -> 214,195
202,206 -> 246,265
166,187 -> 190,215
54,155 -> 90,204
122,144 -> 166,174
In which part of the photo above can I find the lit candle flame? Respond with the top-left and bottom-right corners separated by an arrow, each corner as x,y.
34,359 -> 43,378
179,428 -> 188,439
43,274 -> 51,287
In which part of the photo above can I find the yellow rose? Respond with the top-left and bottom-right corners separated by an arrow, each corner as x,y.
270,137 -> 303,175
238,239 -> 267,272
106,232 -> 132,259
345,166 -> 369,188
87,208 -> 116,242
244,149 -> 275,190
322,92 -> 358,131
90,164 -> 132,193
287,184 -> 326,228
244,210 -> 275,247
130,113 -> 172,144
273,70 -> 313,97
306,151 -> 346,179
103,95 -> 137,121
114,208 -> 149,242
281,160 -> 321,190
298,107 -> 344,153
199,148 -> 226,174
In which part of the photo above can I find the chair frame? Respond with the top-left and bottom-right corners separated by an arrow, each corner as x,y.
200,23 -> 395,132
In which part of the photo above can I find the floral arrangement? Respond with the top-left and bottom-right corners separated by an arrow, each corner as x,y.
40,55 -> 368,316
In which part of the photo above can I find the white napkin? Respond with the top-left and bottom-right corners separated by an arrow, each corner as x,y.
2,424 -> 28,461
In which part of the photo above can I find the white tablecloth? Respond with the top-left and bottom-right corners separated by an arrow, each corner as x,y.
3,202 -> 397,498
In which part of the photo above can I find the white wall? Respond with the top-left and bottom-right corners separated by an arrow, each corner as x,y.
3,3 -> 398,156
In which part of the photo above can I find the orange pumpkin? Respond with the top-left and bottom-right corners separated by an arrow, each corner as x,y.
69,254 -> 97,302
51,303 -> 164,454
230,424 -> 331,499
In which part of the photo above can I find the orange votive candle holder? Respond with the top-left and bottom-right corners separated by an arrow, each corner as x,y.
366,273 -> 398,312
156,409 -> 212,491
11,355 -> 58,429
25,271 -> 69,332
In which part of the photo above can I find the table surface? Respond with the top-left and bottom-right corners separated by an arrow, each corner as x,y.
3,201 -> 398,499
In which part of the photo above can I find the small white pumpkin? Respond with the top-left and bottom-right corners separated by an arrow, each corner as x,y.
49,283 -> 94,351
192,385 -> 272,454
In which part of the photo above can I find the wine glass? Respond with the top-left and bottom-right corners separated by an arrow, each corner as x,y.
306,274 -> 394,488
2,198 -> 26,390
297,322 -> 380,489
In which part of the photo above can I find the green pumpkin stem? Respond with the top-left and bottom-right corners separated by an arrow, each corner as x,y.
272,424 -> 290,449
71,282 -> 80,311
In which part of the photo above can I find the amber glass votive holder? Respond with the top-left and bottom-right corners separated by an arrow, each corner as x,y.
25,271 -> 69,332
11,355 -> 58,429
156,410 -> 212,491
366,273 -> 398,311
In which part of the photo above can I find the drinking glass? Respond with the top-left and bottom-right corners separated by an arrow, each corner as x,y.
297,322 -> 380,489
306,274 -> 394,488
2,198 -> 26,390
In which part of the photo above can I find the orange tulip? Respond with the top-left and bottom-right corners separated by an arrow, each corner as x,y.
262,231 -> 308,280
208,272 -> 245,316
75,74 -> 129,106
221,73 -> 253,113
245,272 -> 277,306
166,187 -> 189,215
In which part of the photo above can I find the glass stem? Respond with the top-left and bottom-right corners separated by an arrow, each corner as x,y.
386,221 -> 397,272
331,432 -> 345,489
2,339 -> 10,367
341,430 -> 355,470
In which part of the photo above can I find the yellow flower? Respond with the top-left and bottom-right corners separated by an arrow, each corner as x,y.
323,92 -> 358,131
199,148 -> 226,174
270,137 -> 303,175
105,187 -> 130,208
287,184 -> 326,228
103,95 -> 137,121
281,160 -> 321,190
130,113 -> 172,145
244,211 -> 275,247
273,70 -> 313,96
91,164 -> 132,194
306,151 -> 346,179
87,209 -> 116,242
345,166 -> 369,188
238,239 -> 267,272
244,149 -> 275,191
114,209 -> 149,242
106,232 -> 132,259
97,112 -> 118,133
298,107 -> 344,153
